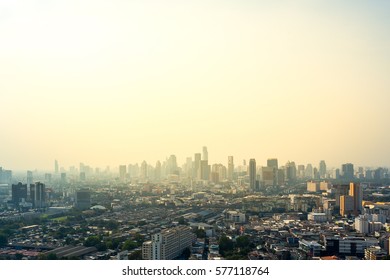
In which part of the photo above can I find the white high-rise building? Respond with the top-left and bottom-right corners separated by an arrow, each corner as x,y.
142,226 -> 196,260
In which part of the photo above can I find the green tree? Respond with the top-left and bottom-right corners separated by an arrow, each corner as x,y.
236,235 -> 251,249
84,236 -> 101,247
219,235 -> 234,256
122,240 -> 138,251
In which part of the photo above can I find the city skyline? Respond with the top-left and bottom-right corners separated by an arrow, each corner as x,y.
1,1 -> 390,170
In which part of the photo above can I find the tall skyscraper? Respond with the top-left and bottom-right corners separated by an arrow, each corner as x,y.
342,163 -> 354,180
194,153 -> 201,179
349,182 -> 363,216
285,161 -> 297,183
267,158 -> 278,169
140,161 -> 148,179
200,160 -> 210,180
319,160 -> 327,178
12,182 -> 27,207
54,160 -> 59,174
202,146 -> 208,161
119,165 -> 127,181
249,159 -> 256,191
27,171 -> 33,186
155,161 -> 161,182
228,156 -> 234,181
30,182 -> 46,209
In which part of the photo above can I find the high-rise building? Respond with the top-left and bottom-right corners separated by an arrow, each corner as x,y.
75,189 -> 91,210
267,158 -> 278,169
54,160 -> 59,174
142,226 -> 196,260
155,161 -> 161,182
27,171 -> 33,185
200,160 -> 209,180
12,182 -> 28,207
228,156 -> 234,181
0,167 -> 12,184
342,163 -> 354,180
140,161 -> 148,179
119,165 -> 127,181
261,166 -> 275,186
340,195 -> 354,216
285,161 -> 297,183
334,184 -> 350,207
202,146 -> 208,161
194,153 -> 201,179
319,160 -> 327,178
349,183 -> 363,216
249,159 -> 256,191
30,182 -> 46,209
305,164 -> 313,179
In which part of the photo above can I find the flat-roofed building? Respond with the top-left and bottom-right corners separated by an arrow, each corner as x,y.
142,226 -> 196,260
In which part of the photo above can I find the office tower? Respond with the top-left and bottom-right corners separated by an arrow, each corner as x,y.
155,161 -> 161,182
200,160 -> 209,180
54,160 -> 59,174
140,161 -> 148,179
12,182 -> 28,207
142,226 -> 196,260
27,171 -> 33,185
249,159 -> 256,191
285,161 -> 297,183
228,156 -> 234,180
194,153 -> 201,179
277,169 -> 285,185
167,155 -> 178,175
202,146 -> 208,161
305,164 -> 313,179
185,157 -> 192,177
342,163 -> 354,180
267,158 -> 278,169
319,160 -> 327,178
75,189 -> 91,210
334,184 -> 350,207
30,182 -> 46,209
349,183 -> 363,216
0,167 -> 12,184
340,195 -> 354,216
119,165 -> 127,181
261,166 -> 274,186
297,165 -> 305,179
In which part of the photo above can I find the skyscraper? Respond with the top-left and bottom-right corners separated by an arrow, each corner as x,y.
12,182 -> 27,207
342,163 -> 354,180
228,156 -> 234,181
155,161 -> 161,182
319,160 -> 327,178
30,182 -> 46,209
249,159 -> 256,191
267,158 -> 278,169
119,165 -> 127,181
349,182 -> 363,216
202,146 -> 208,161
194,153 -> 201,179
54,160 -> 59,174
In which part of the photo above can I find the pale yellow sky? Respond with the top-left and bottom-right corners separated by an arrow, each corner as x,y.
1,1 -> 389,170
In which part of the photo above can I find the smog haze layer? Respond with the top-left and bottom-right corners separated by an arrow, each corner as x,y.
1,0 -> 390,170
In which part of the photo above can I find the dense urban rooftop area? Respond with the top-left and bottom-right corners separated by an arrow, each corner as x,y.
1,151 -> 390,260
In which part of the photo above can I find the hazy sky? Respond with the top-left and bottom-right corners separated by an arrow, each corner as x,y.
1,0 -> 389,171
